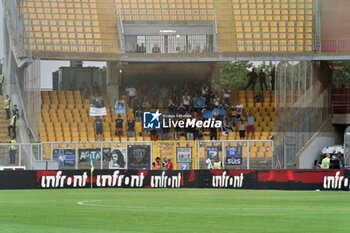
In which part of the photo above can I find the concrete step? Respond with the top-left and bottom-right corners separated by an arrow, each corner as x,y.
217,29 -> 236,33
99,23 -> 118,28
99,19 -> 117,22
98,15 -> 118,19
98,32 -> 119,36
99,29 -> 118,32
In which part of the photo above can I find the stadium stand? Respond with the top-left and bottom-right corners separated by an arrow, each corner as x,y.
231,0 -> 313,52
41,86 -> 275,161
22,0 -> 120,52
20,0 -> 315,53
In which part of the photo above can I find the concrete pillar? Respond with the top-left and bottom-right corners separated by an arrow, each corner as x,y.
210,62 -> 225,93
106,61 -> 120,105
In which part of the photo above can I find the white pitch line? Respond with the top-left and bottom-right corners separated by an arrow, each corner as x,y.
76,200 -> 333,211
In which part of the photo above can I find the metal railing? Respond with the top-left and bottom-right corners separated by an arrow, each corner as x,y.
117,10 -> 215,24
125,35 -> 212,54
24,39 -> 326,54
0,140 -> 274,170
14,70 -> 39,142
321,39 -> 350,53
331,89 -> 350,114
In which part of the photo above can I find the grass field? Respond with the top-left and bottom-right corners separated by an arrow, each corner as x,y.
0,189 -> 349,233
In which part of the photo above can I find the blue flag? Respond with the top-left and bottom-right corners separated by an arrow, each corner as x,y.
203,109 -> 213,119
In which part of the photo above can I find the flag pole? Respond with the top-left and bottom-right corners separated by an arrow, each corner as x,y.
90,160 -> 94,189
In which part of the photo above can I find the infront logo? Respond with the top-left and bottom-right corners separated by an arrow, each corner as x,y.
143,110 -> 162,129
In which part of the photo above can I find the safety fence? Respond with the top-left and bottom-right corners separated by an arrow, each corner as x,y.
0,140 -> 274,170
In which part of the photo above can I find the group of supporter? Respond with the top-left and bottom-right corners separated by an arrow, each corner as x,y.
94,68 -> 274,141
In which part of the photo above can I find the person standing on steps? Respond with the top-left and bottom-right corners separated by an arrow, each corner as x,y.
8,110 -> 19,138
0,72 -> 4,96
9,136 -> 17,164
12,105 -> 19,116
4,95 -> 11,120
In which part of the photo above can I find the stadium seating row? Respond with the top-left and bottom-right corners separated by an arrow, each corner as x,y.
231,0 -> 313,52
22,0 -> 102,52
115,0 -> 216,22
118,9 -> 214,21
21,0 -> 315,53
115,0 -> 214,10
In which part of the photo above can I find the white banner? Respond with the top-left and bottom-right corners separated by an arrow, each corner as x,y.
89,96 -> 107,116
89,107 -> 107,116
176,147 -> 192,163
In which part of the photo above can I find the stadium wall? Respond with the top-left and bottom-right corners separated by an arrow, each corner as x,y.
321,0 -> 350,52
0,169 -> 349,191
321,0 -> 350,39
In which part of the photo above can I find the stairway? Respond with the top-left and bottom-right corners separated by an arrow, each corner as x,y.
214,0 -> 236,52
95,0 -> 121,53
0,95 -> 10,143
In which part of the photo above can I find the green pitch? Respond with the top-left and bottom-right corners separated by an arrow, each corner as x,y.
0,189 -> 349,233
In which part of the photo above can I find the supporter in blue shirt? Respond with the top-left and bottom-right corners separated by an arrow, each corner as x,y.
95,116 -> 103,141
115,115 -> 125,141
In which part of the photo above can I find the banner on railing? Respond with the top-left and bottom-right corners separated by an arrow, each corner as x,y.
1,169 -> 349,190
226,146 -> 242,165
53,149 -> 75,167
207,146 -> 219,161
176,147 -> 192,163
78,148 -> 111,162
108,148 -> 127,169
127,145 -> 151,169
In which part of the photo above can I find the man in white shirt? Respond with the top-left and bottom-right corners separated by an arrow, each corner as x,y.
125,86 -> 136,105
183,92 -> 191,110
